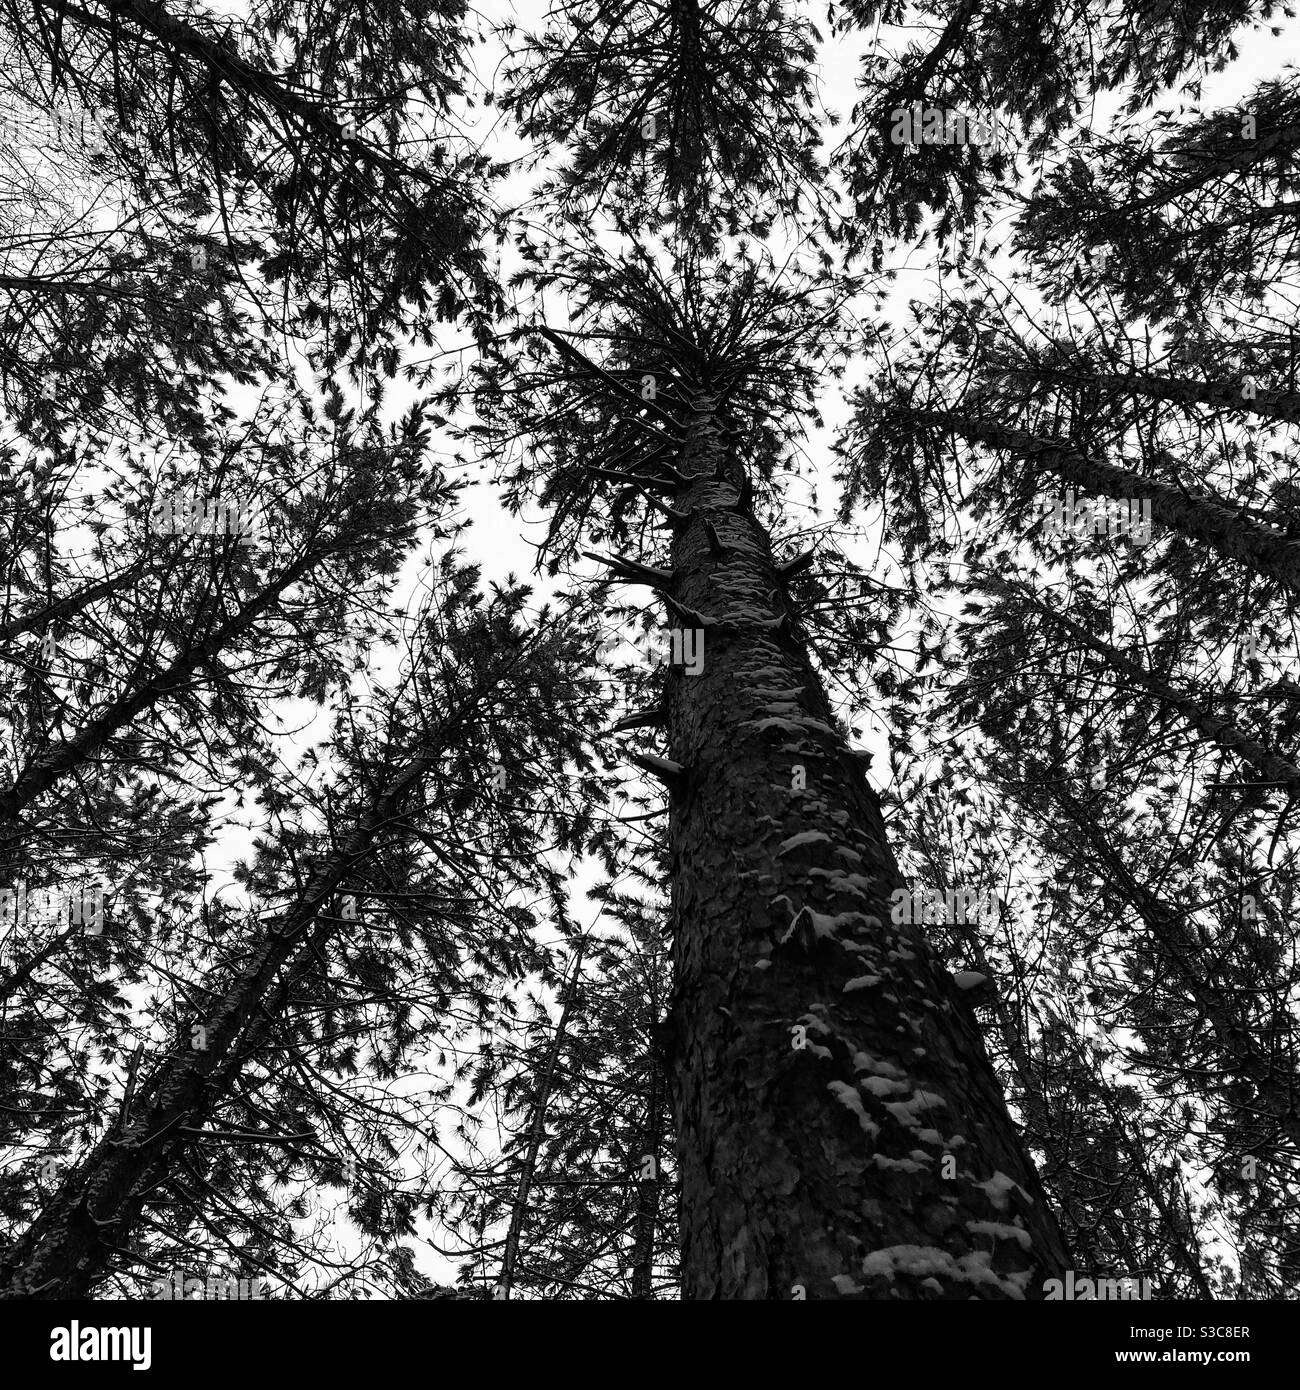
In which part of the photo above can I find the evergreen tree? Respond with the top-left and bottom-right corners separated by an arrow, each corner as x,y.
4,0 -> 1300,1304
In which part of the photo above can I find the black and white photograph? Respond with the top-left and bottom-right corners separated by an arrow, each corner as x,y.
0,0 -> 1295,1362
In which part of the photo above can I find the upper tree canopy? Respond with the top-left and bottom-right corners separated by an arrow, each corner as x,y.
494,0 -> 827,243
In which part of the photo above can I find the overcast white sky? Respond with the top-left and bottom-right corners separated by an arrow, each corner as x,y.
7,0 -> 1297,1296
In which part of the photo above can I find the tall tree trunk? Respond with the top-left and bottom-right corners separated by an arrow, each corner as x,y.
653,393 -> 1070,1299
0,744 -> 444,1298
1093,120 -> 1300,220
985,572 -> 1300,795
1050,786 -> 1300,1151
946,879 -> 1217,1297
1000,365 -> 1300,427
628,1037 -> 666,1299
0,561 -> 147,643
0,921 -> 80,1007
496,942 -> 585,1299
916,410 -> 1300,596
0,547 -> 323,824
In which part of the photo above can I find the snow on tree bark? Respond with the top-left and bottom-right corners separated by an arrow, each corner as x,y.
660,397 -> 1070,1298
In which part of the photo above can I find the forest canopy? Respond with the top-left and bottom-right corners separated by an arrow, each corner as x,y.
0,0 -> 1297,1306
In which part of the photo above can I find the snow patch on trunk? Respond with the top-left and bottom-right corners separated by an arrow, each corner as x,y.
859,1244 -> 1031,1297
852,1051 -> 908,1080
974,1170 -> 1032,1212
965,1219 -> 1033,1251
826,1080 -> 881,1136
778,830 -> 832,854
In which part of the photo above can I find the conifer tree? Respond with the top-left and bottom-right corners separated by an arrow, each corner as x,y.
7,0 -> 1300,1304
473,0 -> 1084,1293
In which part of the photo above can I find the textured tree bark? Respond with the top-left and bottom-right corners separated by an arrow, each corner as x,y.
656,396 -> 1070,1299
914,410 -> 1300,596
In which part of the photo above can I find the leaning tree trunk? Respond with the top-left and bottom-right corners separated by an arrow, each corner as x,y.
947,895 -> 1217,1298
648,392 -> 1071,1298
0,548 -> 323,825
628,1033 -> 666,1299
985,571 -> 1300,796
1098,118 -> 1300,219
0,744 -> 444,1299
914,410 -> 1300,597
495,942 -> 585,1299
917,405 -> 1300,594
1051,786 -> 1300,1152
1000,364 -> 1300,427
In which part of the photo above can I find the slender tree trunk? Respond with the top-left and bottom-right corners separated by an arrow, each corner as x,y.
999,365 -> 1300,427
1101,121 -> 1300,220
496,942 -> 585,1299
628,1041 -> 665,1299
917,410 -> 1300,595
0,550 -> 323,825
1065,1023 -> 1215,1297
0,562 -> 147,644
654,392 -> 1069,1298
1051,787 -> 1300,1150
947,887 -> 1217,1297
987,573 -> 1300,795
0,743 -> 445,1298
0,922 -> 79,1003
